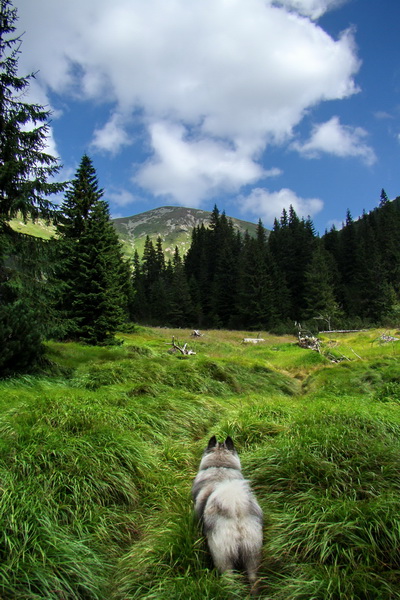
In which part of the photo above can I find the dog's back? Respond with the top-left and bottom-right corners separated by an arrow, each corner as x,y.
192,436 -> 263,587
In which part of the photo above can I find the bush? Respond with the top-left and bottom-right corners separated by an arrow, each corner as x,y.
0,296 -> 45,377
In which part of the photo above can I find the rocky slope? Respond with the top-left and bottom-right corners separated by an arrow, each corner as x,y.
112,206 -> 259,258
9,206 -> 260,259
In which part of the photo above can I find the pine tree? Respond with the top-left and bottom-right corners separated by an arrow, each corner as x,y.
149,237 -> 169,323
55,155 -> 130,344
129,250 -> 147,322
0,0 -> 67,375
185,224 -> 210,325
236,221 -> 276,330
268,205 -> 316,321
352,214 -> 392,322
210,216 -> 241,327
379,188 -> 389,207
0,0 -> 66,224
303,242 -> 340,327
0,231 -> 45,375
168,247 -> 193,326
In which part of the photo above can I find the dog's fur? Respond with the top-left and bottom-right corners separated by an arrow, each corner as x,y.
192,436 -> 263,587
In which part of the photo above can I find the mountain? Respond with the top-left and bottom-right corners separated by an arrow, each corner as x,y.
9,206 -> 260,259
112,206 -> 259,259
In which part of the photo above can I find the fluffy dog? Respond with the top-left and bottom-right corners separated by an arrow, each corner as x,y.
192,436 -> 263,588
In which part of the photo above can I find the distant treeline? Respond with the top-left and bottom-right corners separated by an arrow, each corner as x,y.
130,194 -> 400,332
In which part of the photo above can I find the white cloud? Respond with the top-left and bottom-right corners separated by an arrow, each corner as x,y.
107,188 -> 137,207
326,218 -> 345,230
135,121 -> 265,206
374,111 -> 394,120
91,112 -> 132,154
16,0 -> 361,204
273,0 -> 348,20
293,116 -> 376,165
238,187 -> 323,225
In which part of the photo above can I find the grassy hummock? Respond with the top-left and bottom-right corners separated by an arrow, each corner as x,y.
0,327 -> 399,599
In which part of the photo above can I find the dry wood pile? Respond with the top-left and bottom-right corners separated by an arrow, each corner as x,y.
298,335 -> 321,352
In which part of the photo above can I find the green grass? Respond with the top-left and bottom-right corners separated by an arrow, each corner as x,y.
0,327 -> 399,598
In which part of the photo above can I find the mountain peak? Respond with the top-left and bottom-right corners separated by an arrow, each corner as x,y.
112,206 -> 258,258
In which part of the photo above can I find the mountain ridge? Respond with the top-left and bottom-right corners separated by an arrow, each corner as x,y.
9,206 -> 260,259
112,206 -> 259,258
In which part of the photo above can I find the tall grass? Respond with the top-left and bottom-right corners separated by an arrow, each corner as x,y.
0,327 -> 399,598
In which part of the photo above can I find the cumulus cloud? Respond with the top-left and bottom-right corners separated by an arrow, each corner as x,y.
238,187 -> 323,224
273,0 -> 348,20
135,121 -> 265,206
91,112 -> 132,155
16,0 -> 361,205
293,116 -> 376,165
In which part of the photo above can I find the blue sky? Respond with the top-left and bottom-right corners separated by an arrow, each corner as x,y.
15,0 -> 400,233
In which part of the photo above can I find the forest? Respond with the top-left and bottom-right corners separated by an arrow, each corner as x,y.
130,196 -> 400,332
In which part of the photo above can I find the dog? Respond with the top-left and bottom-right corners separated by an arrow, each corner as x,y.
192,436 -> 263,588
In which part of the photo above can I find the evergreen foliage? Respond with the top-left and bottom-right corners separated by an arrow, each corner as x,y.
0,0 -> 66,376
0,229 -> 45,376
0,0 -> 66,225
131,195 -> 400,332
55,155 -> 130,345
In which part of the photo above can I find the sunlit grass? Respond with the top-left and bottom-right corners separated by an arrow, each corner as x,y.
0,327 -> 399,598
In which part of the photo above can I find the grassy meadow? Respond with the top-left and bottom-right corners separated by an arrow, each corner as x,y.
0,327 -> 400,599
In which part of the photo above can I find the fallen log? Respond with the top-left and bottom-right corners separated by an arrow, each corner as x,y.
320,329 -> 367,333
242,338 -> 265,344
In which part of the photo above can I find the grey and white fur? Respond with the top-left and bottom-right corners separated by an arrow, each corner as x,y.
192,436 -> 263,588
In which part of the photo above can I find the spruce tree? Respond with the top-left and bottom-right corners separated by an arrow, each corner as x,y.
129,250 -> 147,322
303,242 -> 340,327
0,231 -> 45,375
185,224 -> 210,325
0,0 -> 66,375
236,222 -> 276,330
210,216 -> 241,327
268,205 -> 316,321
149,237 -> 169,323
55,155 -> 130,344
168,247 -> 194,326
0,0 -> 66,224
379,188 -> 389,207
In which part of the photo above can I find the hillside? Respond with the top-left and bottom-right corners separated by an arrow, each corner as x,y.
8,216 -> 56,239
112,206 -> 259,258
9,206 -> 259,259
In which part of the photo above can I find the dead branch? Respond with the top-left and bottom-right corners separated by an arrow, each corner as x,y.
191,330 -> 203,337
169,336 -> 196,355
349,348 -> 363,360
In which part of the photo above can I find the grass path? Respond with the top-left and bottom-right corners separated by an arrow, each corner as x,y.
0,327 -> 399,599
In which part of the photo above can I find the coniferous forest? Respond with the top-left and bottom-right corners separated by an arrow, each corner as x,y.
130,198 -> 400,332
1,0 -> 400,378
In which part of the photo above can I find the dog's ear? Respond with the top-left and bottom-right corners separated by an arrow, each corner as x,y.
207,435 -> 217,449
224,436 -> 235,451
